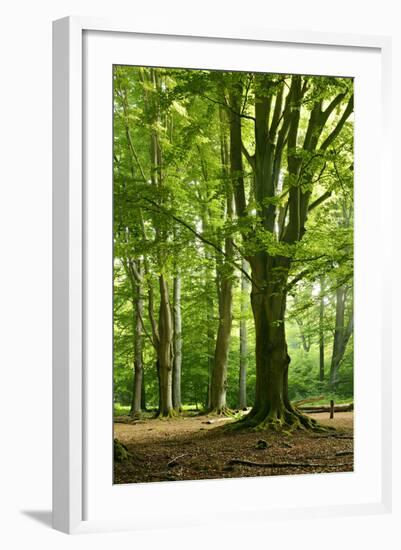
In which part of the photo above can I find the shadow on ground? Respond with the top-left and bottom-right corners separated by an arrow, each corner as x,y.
21,510 -> 52,528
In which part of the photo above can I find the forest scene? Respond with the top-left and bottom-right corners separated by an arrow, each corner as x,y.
113,65 -> 354,484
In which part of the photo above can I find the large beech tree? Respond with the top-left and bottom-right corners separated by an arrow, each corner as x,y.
225,73 -> 353,429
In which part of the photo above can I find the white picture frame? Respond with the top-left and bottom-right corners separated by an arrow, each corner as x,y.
52,16 -> 392,535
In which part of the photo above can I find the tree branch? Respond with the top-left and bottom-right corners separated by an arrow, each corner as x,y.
123,259 -> 157,349
320,95 -> 354,151
308,190 -> 332,212
140,197 -> 259,288
137,301 -> 157,349
202,92 -> 256,121
286,267 -> 313,290
321,92 -> 346,124
241,143 -> 255,170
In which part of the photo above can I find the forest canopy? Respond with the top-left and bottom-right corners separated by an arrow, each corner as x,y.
113,65 -> 353,431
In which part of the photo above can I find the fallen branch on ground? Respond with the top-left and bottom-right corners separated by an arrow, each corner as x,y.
202,417 -> 235,424
167,453 -> 188,467
335,450 -> 353,456
312,434 -> 353,440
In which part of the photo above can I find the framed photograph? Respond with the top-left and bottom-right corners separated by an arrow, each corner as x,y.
52,16 -> 392,534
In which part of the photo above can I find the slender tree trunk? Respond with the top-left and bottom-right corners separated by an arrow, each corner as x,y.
239,259 -> 249,409
319,276 -> 325,382
199,211 -> 216,410
208,106 -> 234,414
294,315 -> 311,352
141,369 -> 146,411
330,286 -> 345,388
299,329 -> 311,352
130,278 -> 143,417
330,286 -> 353,389
172,274 -> 182,411
209,273 -> 233,412
206,288 -> 215,409
199,205 -> 216,410
156,360 -> 162,413
157,275 -> 174,416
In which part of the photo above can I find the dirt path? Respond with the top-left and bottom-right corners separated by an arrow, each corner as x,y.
114,412 -> 353,484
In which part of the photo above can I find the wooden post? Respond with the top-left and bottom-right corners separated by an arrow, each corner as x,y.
330,399 -> 334,419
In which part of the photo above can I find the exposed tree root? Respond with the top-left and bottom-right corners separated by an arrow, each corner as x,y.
207,406 -> 234,417
228,458 -> 352,469
113,439 -> 131,462
157,408 -> 179,419
226,403 -> 334,433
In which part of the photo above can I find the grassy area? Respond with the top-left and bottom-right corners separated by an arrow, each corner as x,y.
113,403 -> 207,417
114,397 -> 353,418
114,403 -> 131,416
293,396 -> 353,406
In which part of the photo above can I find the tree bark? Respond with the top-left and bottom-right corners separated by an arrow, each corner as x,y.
237,255 -> 318,430
123,258 -> 144,418
172,273 -> 182,411
206,286 -> 215,410
130,274 -> 144,417
209,272 -> 233,412
198,179 -> 216,410
157,275 -> 175,416
319,276 -> 325,382
148,69 -> 175,417
141,369 -> 146,411
208,106 -> 234,414
239,259 -> 249,409
228,75 -> 339,431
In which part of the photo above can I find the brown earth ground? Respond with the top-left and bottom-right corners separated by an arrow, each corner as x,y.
114,411 -> 353,484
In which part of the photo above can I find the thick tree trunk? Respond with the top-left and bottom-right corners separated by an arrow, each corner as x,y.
251,271 -> 288,421
239,259 -> 249,409
172,274 -> 182,411
130,280 -> 143,417
226,74 -> 352,432
240,256 -> 319,431
157,275 -> 175,417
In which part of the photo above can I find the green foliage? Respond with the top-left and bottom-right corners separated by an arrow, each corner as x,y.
113,65 -> 354,413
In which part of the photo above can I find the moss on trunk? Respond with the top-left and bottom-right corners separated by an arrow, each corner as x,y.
229,259 -> 334,434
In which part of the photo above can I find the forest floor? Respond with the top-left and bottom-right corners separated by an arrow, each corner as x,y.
113,411 -> 353,484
